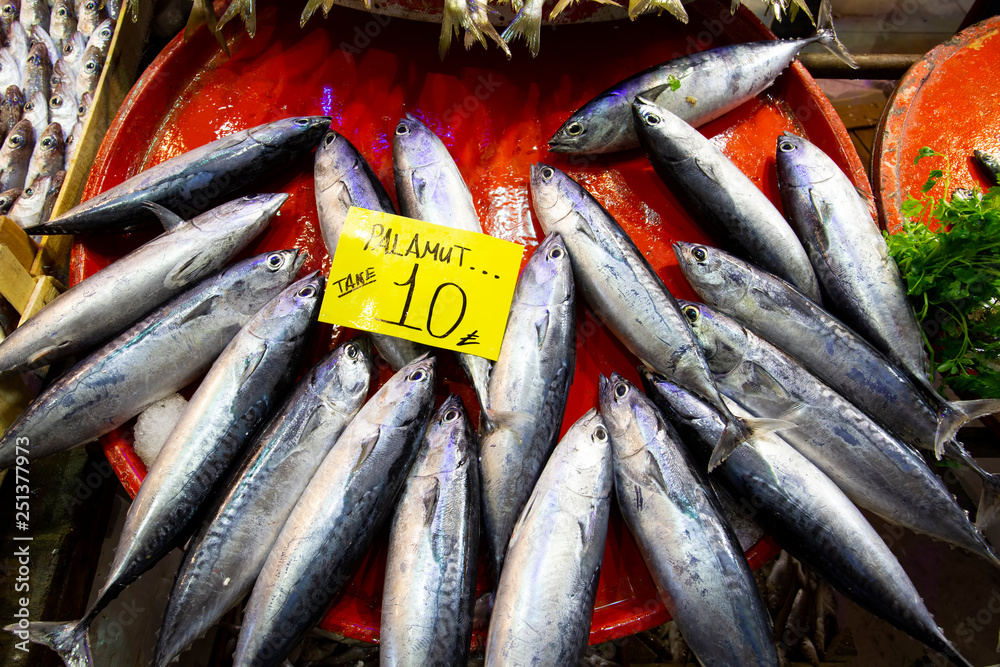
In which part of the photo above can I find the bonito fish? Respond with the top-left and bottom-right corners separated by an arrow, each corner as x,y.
153,338 -> 374,667
485,408 -> 612,666
0,249 -> 304,469
381,395 -> 479,667
28,115 -> 330,233
600,373 -> 777,667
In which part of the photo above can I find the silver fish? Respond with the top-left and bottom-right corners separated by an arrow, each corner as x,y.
6,170 -> 45,226
75,89 -> 90,119
24,119 -> 62,185
31,115 -> 331,234
682,301 -> 1000,569
30,24 -> 59,65
674,242 -> 1000,525
530,163 -> 768,469
233,354 -> 436,667
49,0 -> 76,50
645,373 -> 975,667
38,166 -> 61,222
60,30 -> 85,73
153,338 -> 374,667
0,0 -> 19,33
20,41 -> 50,101
0,249 -> 305,469
48,90 -> 76,139
0,49 -> 21,92
21,90 -> 47,139
0,118 -> 33,190
7,20 -> 29,64
73,43 -> 101,98
0,84 -> 23,131
776,132 -> 929,381
479,232 -> 575,581
600,373 -> 777,667
83,17 -> 111,57
547,0 -> 854,155
10,273 -> 322,667
0,185 -> 20,213
381,395 -> 479,667
18,0 -> 46,31
75,0 -> 102,38
633,99 -> 821,303
485,408 -> 612,666
50,57 -> 72,89
313,128 -> 427,370
64,117 -> 80,161
392,113 -> 491,404
104,0 -> 120,20
0,193 -> 286,375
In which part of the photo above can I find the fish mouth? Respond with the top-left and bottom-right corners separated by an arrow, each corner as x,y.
547,138 -> 573,153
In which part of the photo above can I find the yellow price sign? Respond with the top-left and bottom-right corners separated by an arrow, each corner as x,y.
319,207 -> 525,360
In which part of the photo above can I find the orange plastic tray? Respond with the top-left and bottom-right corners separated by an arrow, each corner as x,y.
80,0 -> 866,647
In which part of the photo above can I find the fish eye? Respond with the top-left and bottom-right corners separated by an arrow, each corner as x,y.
683,306 -> 699,323
539,166 -> 554,180
2,5 -> 12,14
24,101 -> 33,111
57,7 -> 67,16
77,105 -> 86,115
566,121 -> 584,136
42,137 -> 53,148
85,1 -> 95,9
50,95 -> 62,107
547,245 -> 563,260
778,140 -> 796,153
24,187 -> 33,196
614,382 -> 629,398
345,343 -> 358,359
443,408 -> 460,422
644,112 -> 662,126
101,28 -> 112,38
394,123 -> 409,136
408,369 -> 425,382
692,246 -> 708,262
294,118 -> 309,127
9,135 -> 20,146
85,61 -> 97,72
323,132 -> 336,146
266,253 -> 284,269
297,285 -> 316,298
594,425 -> 608,442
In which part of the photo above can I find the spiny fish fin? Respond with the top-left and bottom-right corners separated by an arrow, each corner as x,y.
176,295 -> 222,328
26,345 -> 59,367
351,428 -> 381,473
165,252 -> 217,289
789,0 -> 814,23
694,157 -> 724,186
500,3 -> 541,58
297,403 -> 325,442
936,399 -> 1000,459
3,620 -> 94,667
644,449 -> 670,495
300,0 -> 323,27
508,486 -> 541,548
238,345 -> 267,385
143,202 -> 186,233
707,414 -> 792,471
748,286 -> 795,318
439,9 -> 457,60
421,477 -> 441,526
534,311 -> 550,349
812,0 -> 857,68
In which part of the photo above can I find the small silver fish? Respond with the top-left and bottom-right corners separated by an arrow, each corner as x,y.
74,0 -> 102,38
0,49 -> 21,92
22,90 -> 47,140
24,120 -> 62,186
83,17 -> 111,56
0,185 -> 20,213
6,171 -> 46,227
21,41 -> 50,101
18,0 -> 46,31
0,0 -> 19,34
0,84 -> 23,130
49,0 -> 76,50
48,90 -> 76,139
0,117 -> 33,190
60,30 -> 85,73
74,43 -> 101,98
30,24 -> 59,64
39,167 -> 61,222
7,19 -> 29,63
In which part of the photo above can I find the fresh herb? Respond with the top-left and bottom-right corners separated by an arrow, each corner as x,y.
666,74 -> 682,92
884,147 -> 1000,397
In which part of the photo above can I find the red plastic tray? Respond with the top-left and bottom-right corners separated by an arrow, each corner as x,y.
81,0 -> 865,647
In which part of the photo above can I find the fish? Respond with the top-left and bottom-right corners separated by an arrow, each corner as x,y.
38,167 -> 62,222
485,408 -> 612,666
232,354 -> 436,667
0,193 -> 286,375
152,338 -> 374,667
50,58 -> 73,90
60,31 -> 86,73
75,0 -> 103,38
0,84 -> 23,131
600,373 -> 777,667
218,0 -> 256,37
393,114 -> 491,405
547,0 -> 855,154
0,249 -> 305,469
530,163 -> 775,469
76,89 -> 90,119
381,395 -> 480,667
645,372 -> 976,667
73,43 -> 101,98
681,301 -> 1000,569
7,20 -> 29,64
21,90 -> 48,140
83,17 -> 112,57
30,24 -> 60,65
674,242 -> 1000,525
0,185 -> 20,213
313,128 -> 428,370
775,132 -> 929,380
28,115 -> 331,233
973,149 -> 1000,186
0,49 -> 21,92
9,273 -> 322,667
479,232 -> 576,580
440,0 -> 509,60
500,0 -> 543,58
6,171 -> 46,226
0,0 -> 19,33
0,118 -> 33,190
24,120 -> 62,185
21,41 -> 50,102
18,0 -> 46,31
633,98 -> 821,303
49,0 -> 77,50
48,90 -> 76,139
104,0 -> 120,22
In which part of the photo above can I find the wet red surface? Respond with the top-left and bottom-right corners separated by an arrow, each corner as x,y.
86,0 -> 862,647
875,16 -> 1000,233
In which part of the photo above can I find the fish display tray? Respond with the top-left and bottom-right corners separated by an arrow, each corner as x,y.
78,0 -> 865,648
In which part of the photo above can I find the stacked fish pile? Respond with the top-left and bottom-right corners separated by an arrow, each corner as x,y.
0,0 -> 117,228
1,7 -> 999,667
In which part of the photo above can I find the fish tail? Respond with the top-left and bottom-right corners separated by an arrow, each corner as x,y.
707,415 -> 793,471
627,0 -> 651,19
439,10 -> 457,59
477,18 -> 512,58
927,630 -> 976,667
501,4 -> 542,57
3,619 -> 94,667
975,469 -> 1000,533
299,0 -> 323,28
936,398 -> 1000,459
813,0 -> 857,68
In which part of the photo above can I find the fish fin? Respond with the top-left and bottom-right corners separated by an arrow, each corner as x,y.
975,469 -> 1000,533
176,295 -> 222,328
936,399 -> 1000,459
165,252 -> 218,289
694,157 -> 724,186
352,428 -> 381,472
439,8 -> 458,59
533,311 -> 550,349
730,0 -> 740,12
501,7 -> 541,58
789,0 -> 814,23
26,345 -> 59,367
300,0 -> 323,27
644,449 -> 670,495
707,414 -> 793,471
421,477 -> 441,526
143,202 -> 187,233
186,0 -> 229,55
627,0 -> 650,19
812,0 -> 857,68
643,82 -> 678,105
724,360 -> 796,404
3,620 -> 94,667
507,484 -> 539,548
238,345 -> 267,385
548,0 -> 573,19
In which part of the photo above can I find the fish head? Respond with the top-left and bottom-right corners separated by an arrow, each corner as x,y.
76,0 -> 100,29
10,175 -> 48,222
310,337 -> 375,412
249,116 -> 332,149
678,300 -> 747,374
3,119 -> 34,158
415,394 -> 475,476
37,122 -> 64,156
247,272 -> 324,342
631,98 -> 701,163
315,129 -> 364,190
529,163 -> 581,235
5,84 -> 24,108
62,31 -> 85,61
23,92 -> 47,124
557,407 -> 614,498
26,41 -> 47,68
673,242 -> 748,309
86,18 -> 114,52
51,0 -> 77,34
599,372 -> 665,459
641,369 -> 724,445
516,232 -> 573,307
775,132 -> 835,188
0,0 -> 17,25
226,249 -> 307,315
547,94 -> 625,155
193,193 -> 290,239
372,353 -> 437,429
79,45 -> 104,77
392,114 -> 449,171
77,91 -> 92,119
0,186 -> 21,213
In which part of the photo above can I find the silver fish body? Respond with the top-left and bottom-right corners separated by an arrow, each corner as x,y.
24,119 -> 62,185
314,128 -> 426,370
153,339 -> 374,667
30,24 -> 60,65
74,0 -> 102,38
381,395 -> 479,667
0,117 -> 33,190
6,170 -> 45,226
49,0 -> 76,50
30,115 -> 331,234
775,132 -> 928,380
683,301 -> 1000,568
600,374 -> 777,667
0,249 -> 304,469
0,193 -> 285,375
60,30 -> 85,73
38,166 -> 61,221
48,88 -> 76,140
645,373 -> 975,667
22,90 -> 48,141
485,409 -> 612,667
7,20 -> 29,64
73,43 -> 101,98
0,84 -> 24,131
83,17 -> 112,57
21,41 -> 50,102
233,355 -> 437,667
479,232 -> 575,580
633,99 -> 820,302
18,0 -> 45,30
0,49 -> 20,93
